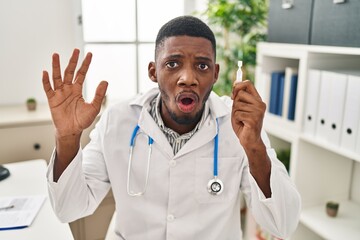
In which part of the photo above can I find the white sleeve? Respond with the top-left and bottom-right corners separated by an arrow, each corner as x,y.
240,131 -> 301,239
46,114 -> 111,223
220,93 -> 301,238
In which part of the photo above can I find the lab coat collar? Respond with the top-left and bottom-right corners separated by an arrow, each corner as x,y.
129,88 -> 231,159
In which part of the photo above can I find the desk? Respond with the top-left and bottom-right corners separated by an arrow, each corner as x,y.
0,159 -> 74,239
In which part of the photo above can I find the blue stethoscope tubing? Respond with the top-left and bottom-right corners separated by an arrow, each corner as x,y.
207,118 -> 223,195
127,118 -> 223,197
127,125 -> 154,197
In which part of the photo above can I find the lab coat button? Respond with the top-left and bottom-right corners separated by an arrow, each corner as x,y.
167,214 -> 175,222
169,160 -> 176,167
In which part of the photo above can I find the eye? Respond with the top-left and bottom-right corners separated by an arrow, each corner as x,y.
166,61 -> 178,69
198,63 -> 209,70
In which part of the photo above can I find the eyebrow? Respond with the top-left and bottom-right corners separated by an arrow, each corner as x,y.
165,54 -> 212,62
195,56 -> 212,62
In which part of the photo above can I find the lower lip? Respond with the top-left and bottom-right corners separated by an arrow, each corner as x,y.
177,101 -> 197,113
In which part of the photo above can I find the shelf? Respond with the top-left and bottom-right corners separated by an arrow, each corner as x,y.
263,113 -> 298,143
257,42 -> 307,60
0,103 -> 52,128
300,134 -> 360,163
258,42 -> 360,57
256,42 -> 360,240
300,200 -> 360,240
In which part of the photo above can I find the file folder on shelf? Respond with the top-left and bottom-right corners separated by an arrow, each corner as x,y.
315,71 -> 333,142
287,72 -> 298,121
356,122 -> 360,154
269,71 -> 285,116
315,71 -> 348,145
282,67 -> 298,120
304,69 -> 321,135
257,72 -> 271,106
340,74 -> 360,151
326,72 -> 347,146
277,73 -> 285,116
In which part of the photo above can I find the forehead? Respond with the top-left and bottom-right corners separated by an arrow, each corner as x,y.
157,36 -> 215,60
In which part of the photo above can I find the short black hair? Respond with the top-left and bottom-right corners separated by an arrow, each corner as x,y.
155,15 -> 216,59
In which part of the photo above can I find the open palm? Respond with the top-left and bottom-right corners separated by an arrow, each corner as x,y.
42,49 -> 108,138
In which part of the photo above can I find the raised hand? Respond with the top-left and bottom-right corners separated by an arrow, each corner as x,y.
42,49 -> 108,181
231,80 -> 265,147
231,80 -> 271,197
42,48 -> 108,139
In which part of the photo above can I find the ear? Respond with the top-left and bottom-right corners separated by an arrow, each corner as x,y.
148,62 -> 157,83
213,63 -> 220,84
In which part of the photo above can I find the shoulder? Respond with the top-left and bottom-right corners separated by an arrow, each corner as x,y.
98,89 -> 157,127
208,92 -> 232,119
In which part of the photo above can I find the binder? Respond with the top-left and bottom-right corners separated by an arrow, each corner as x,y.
256,72 -> 271,106
356,121 -> 360,154
263,73 -> 271,106
325,71 -> 348,145
303,69 -> 321,135
287,72 -> 298,121
315,71 -> 333,142
277,73 -> 285,116
269,71 -> 285,115
282,67 -> 298,120
340,74 -> 360,151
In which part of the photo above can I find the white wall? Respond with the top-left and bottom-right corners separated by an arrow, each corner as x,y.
0,0 -> 207,106
0,0 -> 83,105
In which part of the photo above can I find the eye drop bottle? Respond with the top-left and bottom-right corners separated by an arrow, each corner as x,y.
235,61 -> 243,84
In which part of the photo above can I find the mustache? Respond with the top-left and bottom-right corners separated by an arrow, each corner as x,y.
175,90 -> 200,101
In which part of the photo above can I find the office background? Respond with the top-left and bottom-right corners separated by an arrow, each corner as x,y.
0,0 -> 206,106
1,0 -> 360,240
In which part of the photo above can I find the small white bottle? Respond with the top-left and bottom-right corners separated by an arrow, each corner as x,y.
234,61 -> 243,84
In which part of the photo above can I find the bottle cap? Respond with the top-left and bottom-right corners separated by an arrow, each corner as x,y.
238,61 -> 242,67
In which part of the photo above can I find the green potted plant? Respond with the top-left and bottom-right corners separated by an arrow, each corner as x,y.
326,201 -> 339,217
276,148 -> 290,172
199,0 -> 268,96
26,98 -> 37,111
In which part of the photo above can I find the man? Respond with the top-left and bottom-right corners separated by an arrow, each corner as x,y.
43,16 -> 300,240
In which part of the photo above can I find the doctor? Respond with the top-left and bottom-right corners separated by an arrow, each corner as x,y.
43,16 -> 300,240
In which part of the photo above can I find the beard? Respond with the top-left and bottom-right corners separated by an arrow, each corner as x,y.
159,87 -> 212,126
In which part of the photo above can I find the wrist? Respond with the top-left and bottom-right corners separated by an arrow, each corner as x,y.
55,128 -> 82,140
242,138 -> 266,155
55,133 -> 81,163
243,140 -> 270,171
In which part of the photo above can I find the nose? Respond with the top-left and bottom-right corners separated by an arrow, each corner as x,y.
177,67 -> 198,87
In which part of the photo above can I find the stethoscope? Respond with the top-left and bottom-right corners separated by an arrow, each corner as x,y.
127,118 -> 223,197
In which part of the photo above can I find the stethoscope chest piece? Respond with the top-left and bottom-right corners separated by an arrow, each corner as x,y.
207,177 -> 224,195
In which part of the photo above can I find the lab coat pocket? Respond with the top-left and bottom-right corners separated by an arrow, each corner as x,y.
195,157 -> 241,204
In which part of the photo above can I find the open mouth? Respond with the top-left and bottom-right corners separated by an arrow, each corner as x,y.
176,92 -> 198,113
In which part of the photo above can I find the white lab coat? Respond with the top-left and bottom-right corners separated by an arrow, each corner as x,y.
47,88 -> 301,240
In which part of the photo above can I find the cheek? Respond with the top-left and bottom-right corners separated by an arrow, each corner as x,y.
159,85 -> 174,103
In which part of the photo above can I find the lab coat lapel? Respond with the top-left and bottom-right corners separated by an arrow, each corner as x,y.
130,89 -> 231,160
137,107 -> 174,159
174,115 -> 217,159
173,92 -> 231,159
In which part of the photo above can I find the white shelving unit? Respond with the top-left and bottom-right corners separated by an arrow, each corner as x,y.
255,42 -> 360,240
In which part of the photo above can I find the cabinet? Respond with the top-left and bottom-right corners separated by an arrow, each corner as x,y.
0,103 -> 115,240
0,104 -> 94,164
254,42 -> 360,240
